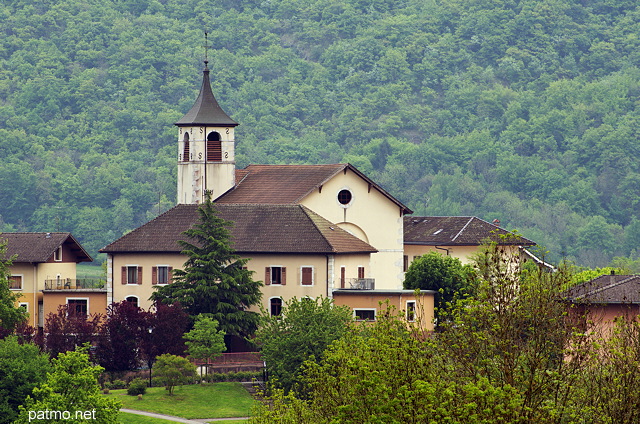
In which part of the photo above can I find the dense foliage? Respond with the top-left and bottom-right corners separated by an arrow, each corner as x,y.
0,241 -> 27,336
251,243 -> 640,423
254,297 -> 353,394
2,0 -> 640,266
0,337 -> 51,424
15,348 -> 121,424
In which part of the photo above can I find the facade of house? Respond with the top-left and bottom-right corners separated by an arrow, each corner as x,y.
563,273 -> 640,335
2,232 -> 106,328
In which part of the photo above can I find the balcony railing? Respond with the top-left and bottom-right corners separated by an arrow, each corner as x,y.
346,278 -> 375,290
44,278 -> 106,291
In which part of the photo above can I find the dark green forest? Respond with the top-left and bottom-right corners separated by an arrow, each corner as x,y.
1,0 -> 640,266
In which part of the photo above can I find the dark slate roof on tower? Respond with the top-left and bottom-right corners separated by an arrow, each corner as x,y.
101,204 -> 376,254
563,274 -> 640,304
175,61 -> 238,127
0,232 -> 92,263
217,163 -> 412,213
403,216 -> 535,246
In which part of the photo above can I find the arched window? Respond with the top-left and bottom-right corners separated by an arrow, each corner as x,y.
182,133 -> 190,162
270,297 -> 282,317
125,296 -> 139,308
206,131 -> 222,161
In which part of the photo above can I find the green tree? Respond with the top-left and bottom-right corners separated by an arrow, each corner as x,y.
183,314 -> 226,377
0,337 -> 51,424
0,240 -> 28,337
151,196 -> 262,338
403,251 -> 473,323
15,347 -> 121,424
254,297 -> 353,395
152,354 -> 197,395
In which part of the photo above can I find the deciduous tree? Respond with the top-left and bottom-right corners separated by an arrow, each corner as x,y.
254,297 -> 353,394
183,314 -> 225,377
15,347 -> 121,424
0,240 -> 27,337
152,354 -> 197,395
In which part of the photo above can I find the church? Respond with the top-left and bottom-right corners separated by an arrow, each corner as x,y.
101,59 -> 534,327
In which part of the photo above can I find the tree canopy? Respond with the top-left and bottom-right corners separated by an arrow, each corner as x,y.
151,197 -> 262,338
3,0 -> 640,266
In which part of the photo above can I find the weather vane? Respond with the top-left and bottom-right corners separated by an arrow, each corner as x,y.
203,31 -> 210,64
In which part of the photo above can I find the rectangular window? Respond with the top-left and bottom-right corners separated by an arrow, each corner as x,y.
358,266 -> 365,279
354,309 -> 376,321
19,303 -> 28,313
152,266 -> 172,285
67,299 -> 88,317
403,255 -> 408,272
9,275 -> 22,290
265,267 -> 286,285
301,267 -> 313,286
406,301 -> 416,322
122,266 -> 142,285
340,267 -> 346,288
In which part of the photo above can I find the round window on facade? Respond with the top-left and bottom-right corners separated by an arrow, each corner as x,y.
338,189 -> 353,205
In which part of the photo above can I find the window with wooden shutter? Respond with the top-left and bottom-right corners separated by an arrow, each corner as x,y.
207,132 -> 222,161
121,267 -> 127,285
137,267 -> 143,285
358,266 -> 365,279
266,267 -> 286,285
340,267 -> 345,289
152,266 -> 157,285
265,267 -> 271,285
301,267 -> 313,286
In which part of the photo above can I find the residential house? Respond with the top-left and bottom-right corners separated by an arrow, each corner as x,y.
563,272 -> 640,335
1,232 -> 106,328
403,216 -> 536,270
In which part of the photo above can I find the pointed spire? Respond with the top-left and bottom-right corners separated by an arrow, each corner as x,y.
175,34 -> 238,127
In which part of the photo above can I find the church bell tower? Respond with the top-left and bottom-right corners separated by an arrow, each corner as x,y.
175,57 -> 238,204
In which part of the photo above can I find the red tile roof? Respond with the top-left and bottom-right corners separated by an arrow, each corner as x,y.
101,204 -> 376,254
403,216 -> 535,246
0,232 -> 92,263
563,274 -> 640,304
217,163 -> 412,213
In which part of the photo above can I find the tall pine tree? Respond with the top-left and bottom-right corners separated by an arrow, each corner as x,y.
151,197 -> 262,338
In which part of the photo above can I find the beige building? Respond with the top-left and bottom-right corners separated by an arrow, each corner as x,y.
2,232 -> 106,328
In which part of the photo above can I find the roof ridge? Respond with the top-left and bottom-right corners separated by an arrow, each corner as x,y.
298,206 -> 336,253
451,217 -> 474,242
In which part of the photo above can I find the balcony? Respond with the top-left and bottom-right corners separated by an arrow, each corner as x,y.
43,278 -> 106,291
345,278 -> 375,290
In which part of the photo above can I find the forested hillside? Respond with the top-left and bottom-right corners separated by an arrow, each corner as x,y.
1,0 -> 640,266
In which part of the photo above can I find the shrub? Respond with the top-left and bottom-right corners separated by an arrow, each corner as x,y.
106,379 -> 127,390
127,378 -> 147,396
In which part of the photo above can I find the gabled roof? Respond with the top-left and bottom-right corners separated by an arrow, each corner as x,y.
403,216 -> 535,246
101,204 -> 376,255
563,274 -> 640,304
175,61 -> 238,127
217,163 -> 412,213
0,232 -> 92,263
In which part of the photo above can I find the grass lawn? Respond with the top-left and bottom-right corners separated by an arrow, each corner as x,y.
107,383 -> 254,420
119,412 -> 248,423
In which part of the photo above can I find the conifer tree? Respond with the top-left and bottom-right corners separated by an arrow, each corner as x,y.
151,196 -> 262,338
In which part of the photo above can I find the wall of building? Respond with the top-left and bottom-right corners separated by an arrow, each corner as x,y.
42,291 -> 108,319
333,291 -> 435,331
300,168 -> 405,289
